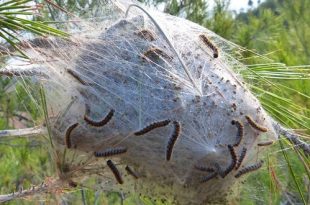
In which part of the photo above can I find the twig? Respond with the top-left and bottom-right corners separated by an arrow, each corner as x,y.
0,178 -> 61,203
44,0 -> 75,17
0,110 -> 32,122
0,68 -> 48,78
272,119 -> 310,156
0,126 -> 46,138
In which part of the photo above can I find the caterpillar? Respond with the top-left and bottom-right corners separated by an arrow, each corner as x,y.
134,119 -> 171,136
257,141 -> 274,146
135,29 -> 156,41
125,165 -> 139,179
235,147 -> 247,170
194,165 -> 215,172
199,34 -> 219,58
143,47 -> 172,61
213,163 -> 225,178
67,69 -> 87,85
107,160 -> 123,184
245,115 -> 268,132
65,123 -> 79,149
84,109 -> 114,127
166,121 -> 181,161
201,172 -> 217,183
94,147 -> 127,157
222,145 -> 237,177
231,120 -> 244,147
235,160 -> 264,178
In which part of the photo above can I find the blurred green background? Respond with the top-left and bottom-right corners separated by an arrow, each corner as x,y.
0,0 -> 309,204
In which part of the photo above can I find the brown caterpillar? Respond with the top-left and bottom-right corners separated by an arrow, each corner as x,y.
245,115 -> 268,132
166,121 -> 181,161
94,147 -> 127,157
194,165 -> 215,172
67,69 -> 87,85
235,147 -> 247,170
143,47 -> 172,61
201,172 -> 217,183
107,160 -> 123,184
235,160 -> 264,178
65,123 -> 79,149
135,29 -> 156,41
134,119 -> 171,136
125,165 -> 139,179
257,141 -> 274,146
199,34 -> 219,58
231,120 -> 244,147
84,109 -> 114,127
222,145 -> 237,177
213,163 -> 225,178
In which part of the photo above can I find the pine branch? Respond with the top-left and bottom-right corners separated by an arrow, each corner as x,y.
272,119 -> 310,156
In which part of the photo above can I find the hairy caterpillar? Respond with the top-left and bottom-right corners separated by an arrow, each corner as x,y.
201,172 -> 217,183
84,109 -> 114,127
235,147 -> 247,170
135,29 -> 156,41
199,34 -> 219,58
142,47 -> 172,61
125,165 -> 139,179
194,165 -> 215,172
107,160 -> 123,184
235,160 -> 264,178
257,141 -> 274,146
245,115 -> 268,132
67,69 -> 87,85
65,123 -> 79,149
213,163 -> 225,178
94,147 -> 127,157
166,121 -> 181,161
231,120 -> 244,147
134,120 -> 171,136
222,145 -> 237,177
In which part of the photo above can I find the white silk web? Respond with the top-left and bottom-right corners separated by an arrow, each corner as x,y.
0,0 -> 307,204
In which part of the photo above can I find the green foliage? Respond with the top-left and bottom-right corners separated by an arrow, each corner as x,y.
0,138 -> 53,205
0,0 -> 68,58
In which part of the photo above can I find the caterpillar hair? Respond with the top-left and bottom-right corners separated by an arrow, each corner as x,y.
195,165 -> 215,172
222,145 -> 237,177
134,119 -> 171,136
231,120 -> 244,147
107,160 -> 124,184
135,29 -> 156,41
125,165 -> 139,179
84,109 -> 114,127
199,34 -> 219,58
235,147 -> 247,170
94,147 -> 127,157
65,123 -> 79,149
166,121 -> 181,161
257,141 -> 274,146
67,69 -> 87,85
245,115 -> 268,132
201,172 -> 217,183
235,160 -> 264,178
